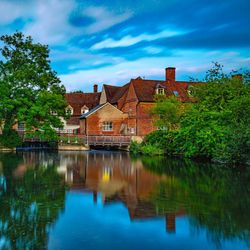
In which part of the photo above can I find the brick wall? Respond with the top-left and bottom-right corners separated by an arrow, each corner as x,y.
80,104 -> 128,135
136,102 -> 156,136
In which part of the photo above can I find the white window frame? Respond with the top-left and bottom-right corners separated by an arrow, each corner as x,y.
102,122 -> 113,131
81,105 -> 89,114
17,122 -> 25,131
66,106 -> 73,115
156,88 -> 165,95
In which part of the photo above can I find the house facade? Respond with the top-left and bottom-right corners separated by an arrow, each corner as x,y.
79,67 -> 200,138
61,84 -> 101,134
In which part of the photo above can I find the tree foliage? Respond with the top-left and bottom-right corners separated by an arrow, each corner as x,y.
133,63 -> 250,164
151,95 -> 187,131
0,32 -> 67,144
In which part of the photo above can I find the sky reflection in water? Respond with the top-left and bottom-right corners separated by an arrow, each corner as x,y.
0,151 -> 249,250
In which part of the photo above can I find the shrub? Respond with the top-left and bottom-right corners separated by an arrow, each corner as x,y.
0,128 -> 22,148
141,144 -> 164,155
129,141 -> 142,155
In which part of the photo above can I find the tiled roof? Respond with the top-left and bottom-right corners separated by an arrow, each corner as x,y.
132,79 -> 167,102
103,85 -> 121,103
66,116 -> 80,125
65,92 -> 101,116
80,103 -> 106,119
110,83 -> 130,104
102,78 -> 200,105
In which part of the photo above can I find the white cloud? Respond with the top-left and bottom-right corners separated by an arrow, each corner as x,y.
91,29 -> 186,50
0,1 -> 132,45
23,0 -> 76,44
59,49 -> 250,92
0,1 -> 31,25
83,6 -> 132,34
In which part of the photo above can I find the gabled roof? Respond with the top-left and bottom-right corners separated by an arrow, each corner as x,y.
110,83 -> 130,104
80,102 -> 124,119
103,85 -> 121,103
131,79 -> 167,102
80,103 -> 106,119
65,92 -> 101,116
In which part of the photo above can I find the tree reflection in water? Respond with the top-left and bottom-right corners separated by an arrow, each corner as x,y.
0,152 -> 249,250
142,156 -> 250,247
0,153 -> 66,249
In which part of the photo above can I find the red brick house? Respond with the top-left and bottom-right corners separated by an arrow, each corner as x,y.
79,67 -> 200,137
62,84 -> 101,134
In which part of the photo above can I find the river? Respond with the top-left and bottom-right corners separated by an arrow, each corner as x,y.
0,151 -> 249,250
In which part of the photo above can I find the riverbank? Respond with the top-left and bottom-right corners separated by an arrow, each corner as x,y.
129,131 -> 250,166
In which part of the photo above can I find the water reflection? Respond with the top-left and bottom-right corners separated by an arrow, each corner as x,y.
0,151 -> 249,250
0,153 -> 66,249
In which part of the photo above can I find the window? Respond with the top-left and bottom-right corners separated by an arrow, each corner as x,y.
173,90 -> 179,97
129,127 -> 135,134
67,129 -> 72,134
17,122 -> 25,131
102,122 -> 113,131
81,105 -> 89,114
187,85 -> 194,96
128,108 -> 133,117
66,107 -> 73,115
156,88 -> 165,95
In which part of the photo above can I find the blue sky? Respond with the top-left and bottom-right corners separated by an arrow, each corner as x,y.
0,0 -> 250,92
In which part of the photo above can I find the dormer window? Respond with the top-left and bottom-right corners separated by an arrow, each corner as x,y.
81,105 -> 89,114
187,85 -> 194,96
155,83 -> 166,95
156,88 -> 165,95
66,106 -> 73,115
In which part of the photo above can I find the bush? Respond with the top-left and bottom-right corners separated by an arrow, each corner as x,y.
129,141 -> 142,155
0,128 -> 22,148
144,130 -> 179,155
144,130 -> 168,147
141,144 -> 164,155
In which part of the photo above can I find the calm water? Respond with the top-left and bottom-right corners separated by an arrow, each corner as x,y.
0,151 -> 249,250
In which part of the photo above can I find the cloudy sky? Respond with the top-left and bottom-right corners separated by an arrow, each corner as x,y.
0,0 -> 249,92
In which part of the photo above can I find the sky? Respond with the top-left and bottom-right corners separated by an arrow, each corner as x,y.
0,0 -> 250,92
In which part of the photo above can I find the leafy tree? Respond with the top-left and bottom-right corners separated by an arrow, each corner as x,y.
69,90 -> 84,93
136,63 -> 250,164
178,63 -> 250,163
0,32 -> 67,144
151,95 -> 187,131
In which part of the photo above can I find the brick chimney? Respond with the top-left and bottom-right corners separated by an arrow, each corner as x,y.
93,84 -> 98,93
165,67 -> 176,82
232,74 -> 243,81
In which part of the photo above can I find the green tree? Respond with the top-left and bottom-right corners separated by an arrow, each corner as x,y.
151,95 -> 186,131
177,63 -> 250,163
0,32 -> 67,145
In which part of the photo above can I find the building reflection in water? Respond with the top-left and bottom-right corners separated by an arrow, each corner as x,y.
55,151 -> 182,233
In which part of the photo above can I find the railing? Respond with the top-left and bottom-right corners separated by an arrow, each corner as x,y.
58,134 -> 131,146
86,135 -> 131,146
23,134 -> 132,147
